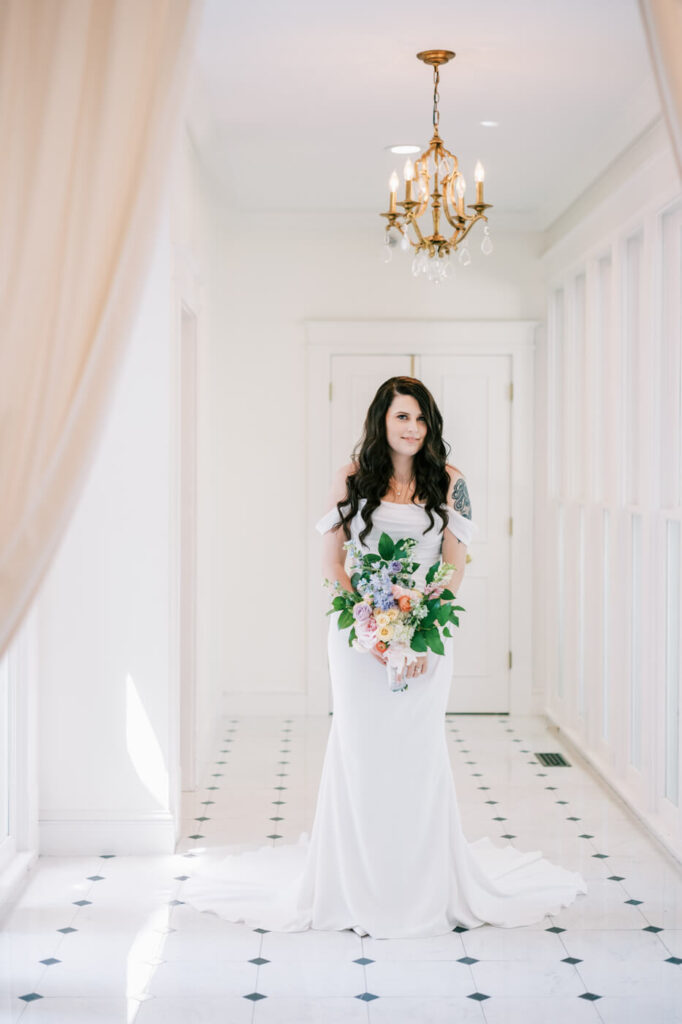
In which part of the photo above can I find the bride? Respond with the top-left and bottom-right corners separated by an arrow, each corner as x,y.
182,375 -> 587,938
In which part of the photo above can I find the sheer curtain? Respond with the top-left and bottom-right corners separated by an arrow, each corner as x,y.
0,0 -> 201,657
640,0 -> 682,177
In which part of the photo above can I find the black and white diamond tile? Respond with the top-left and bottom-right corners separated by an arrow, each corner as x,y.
4,713 -> 682,1023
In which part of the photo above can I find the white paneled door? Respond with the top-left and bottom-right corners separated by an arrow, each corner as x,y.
329,353 -> 512,713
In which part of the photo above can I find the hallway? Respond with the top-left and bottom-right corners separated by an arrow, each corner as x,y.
4,712 -> 682,1023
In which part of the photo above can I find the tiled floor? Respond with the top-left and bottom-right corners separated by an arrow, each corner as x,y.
2,713 -> 682,1023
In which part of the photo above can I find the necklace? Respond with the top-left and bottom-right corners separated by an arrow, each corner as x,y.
391,472 -> 415,498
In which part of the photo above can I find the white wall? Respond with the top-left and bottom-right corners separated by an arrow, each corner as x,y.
35,218 -> 176,854
196,206 -> 545,709
27,128 -> 217,857
537,119 -> 682,860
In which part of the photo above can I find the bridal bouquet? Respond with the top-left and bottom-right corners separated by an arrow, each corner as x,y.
322,532 -> 464,693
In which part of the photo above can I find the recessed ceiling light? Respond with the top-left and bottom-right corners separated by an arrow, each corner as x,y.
480,121 -> 499,127
386,144 -> 421,154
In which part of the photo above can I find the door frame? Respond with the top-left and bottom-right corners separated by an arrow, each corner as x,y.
170,246 -> 203,824
305,320 -> 538,716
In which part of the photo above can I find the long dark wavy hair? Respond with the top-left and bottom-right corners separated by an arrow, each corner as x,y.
333,376 -> 458,547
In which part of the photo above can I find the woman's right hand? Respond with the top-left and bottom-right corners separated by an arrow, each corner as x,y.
369,647 -> 387,667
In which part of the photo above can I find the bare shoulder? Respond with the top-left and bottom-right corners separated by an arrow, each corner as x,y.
444,464 -> 472,518
325,460 -> 358,509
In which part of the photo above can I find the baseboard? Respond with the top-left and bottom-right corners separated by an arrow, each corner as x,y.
543,709 -> 682,871
221,692 -> 313,716
0,850 -> 39,922
38,811 -> 177,855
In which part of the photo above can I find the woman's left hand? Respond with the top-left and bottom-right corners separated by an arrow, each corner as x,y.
398,653 -> 428,681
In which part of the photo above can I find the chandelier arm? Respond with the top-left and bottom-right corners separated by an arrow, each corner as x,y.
441,186 -> 465,232
451,213 -> 488,246
406,213 -> 427,248
412,191 -> 430,217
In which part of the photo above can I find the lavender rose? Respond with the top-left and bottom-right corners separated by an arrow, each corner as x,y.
389,560 -> 403,573
353,602 -> 372,622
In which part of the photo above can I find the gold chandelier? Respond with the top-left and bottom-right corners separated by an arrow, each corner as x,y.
381,49 -> 493,282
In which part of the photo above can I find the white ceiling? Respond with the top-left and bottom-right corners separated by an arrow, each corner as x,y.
186,0 -> 661,231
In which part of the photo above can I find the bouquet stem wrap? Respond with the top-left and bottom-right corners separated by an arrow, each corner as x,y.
384,644 -> 422,692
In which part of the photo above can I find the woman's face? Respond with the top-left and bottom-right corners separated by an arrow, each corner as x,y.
384,393 -> 427,457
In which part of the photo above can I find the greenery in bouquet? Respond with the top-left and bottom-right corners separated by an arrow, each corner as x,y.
322,532 -> 465,675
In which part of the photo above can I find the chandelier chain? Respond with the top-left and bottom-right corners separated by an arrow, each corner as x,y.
432,65 -> 440,130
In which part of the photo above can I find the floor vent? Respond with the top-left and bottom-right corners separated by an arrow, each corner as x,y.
535,752 -> 571,767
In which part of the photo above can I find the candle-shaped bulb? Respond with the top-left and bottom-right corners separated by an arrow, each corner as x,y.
474,161 -> 484,202
455,176 -> 466,198
403,158 -> 415,182
389,170 -> 399,193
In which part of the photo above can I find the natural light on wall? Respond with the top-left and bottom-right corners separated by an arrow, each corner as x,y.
125,674 -> 168,809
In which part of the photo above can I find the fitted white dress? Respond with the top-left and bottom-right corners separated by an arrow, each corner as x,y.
182,498 -> 587,938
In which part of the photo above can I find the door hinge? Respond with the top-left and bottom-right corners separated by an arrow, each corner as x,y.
508,650 -> 513,669
509,516 -> 513,535
509,381 -> 514,401
329,381 -> 332,401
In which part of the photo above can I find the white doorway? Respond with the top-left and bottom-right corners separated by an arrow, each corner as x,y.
306,321 -> 535,716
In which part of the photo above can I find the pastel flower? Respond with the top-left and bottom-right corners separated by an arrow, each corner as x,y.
355,621 -> 378,650
377,624 -> 393,641
374,612 -> 390,627
353,602 -> 372,622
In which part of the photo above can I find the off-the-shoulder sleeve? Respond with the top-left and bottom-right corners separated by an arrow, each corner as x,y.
444,506 -> 479,546
315,506 -> 343,535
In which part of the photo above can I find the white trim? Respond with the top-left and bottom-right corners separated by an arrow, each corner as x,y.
171,245 -> 204,823
38,812 -> 176,856
0,608 -> 39,910
545,709 -> 682,867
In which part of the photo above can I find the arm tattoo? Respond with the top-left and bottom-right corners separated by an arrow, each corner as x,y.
452,477 -> 472,520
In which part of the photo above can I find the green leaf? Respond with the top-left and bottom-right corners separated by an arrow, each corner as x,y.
364,553 -> 381,563
378,531 -> 395,560
423,626 -> 444,656
348,625 -> 357,647
410,632 -> 428,652
440,588 -> 455,600
443,626 -> 452,637
435,604 -> 451,625
425,563 -> 438,584
338,609 -> 355,629
331,596 -> 346,611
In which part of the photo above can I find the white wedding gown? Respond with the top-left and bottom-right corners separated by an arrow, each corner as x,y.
182,498 -> 587,938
